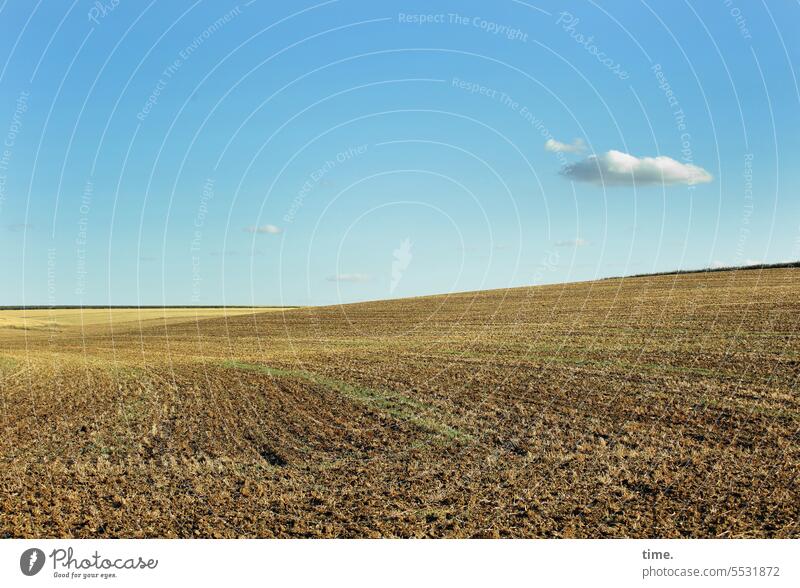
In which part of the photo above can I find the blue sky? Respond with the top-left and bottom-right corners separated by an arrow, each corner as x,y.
0,0 -> 798,306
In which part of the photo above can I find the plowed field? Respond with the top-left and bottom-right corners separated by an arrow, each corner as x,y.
1,269 -> 798,537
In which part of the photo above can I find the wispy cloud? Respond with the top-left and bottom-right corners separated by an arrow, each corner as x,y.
326,273 -> 370,283
545,137 -> 586,153
244,224 -> 283,234
561,150 -> 713,186
6,223 -> 34,232
211,249 -> 264,257
390,238 -> 412,294
555,237 -> 589,247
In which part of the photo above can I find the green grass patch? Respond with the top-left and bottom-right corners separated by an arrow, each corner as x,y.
222,360 -> 471,442
0,355 -> 22,378
533,354 -> 723,378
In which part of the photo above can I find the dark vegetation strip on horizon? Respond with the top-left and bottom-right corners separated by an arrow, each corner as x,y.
603,261 -> 799,281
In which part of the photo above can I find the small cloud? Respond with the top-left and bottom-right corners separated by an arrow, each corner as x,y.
744,258 -> 763,266
555,238 -> 589,247
244,224 -> 283,234
561,150 -> 713,186
711,260 -> 726,268
326,273 -> 370,283
545,138 -> 586,153
458,243 -> 513,253
390,238 -> 413,294
6,223 -> 34,232
209,250 -> 262,257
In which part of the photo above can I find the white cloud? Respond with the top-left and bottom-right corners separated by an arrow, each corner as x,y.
555,238 -> 589,247
390,238 -> 413,294
6,223 -> 34,232
545,137 -> 586,153
244,224 -> 283,234
561,150 -> 713,186
326,273 -> 370,283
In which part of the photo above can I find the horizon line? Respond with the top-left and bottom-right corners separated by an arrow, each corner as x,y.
2,261 -> 797,310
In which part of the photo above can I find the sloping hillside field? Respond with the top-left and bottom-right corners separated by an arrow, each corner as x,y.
1,269 -> 798,538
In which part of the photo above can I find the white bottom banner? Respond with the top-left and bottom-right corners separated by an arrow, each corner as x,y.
1,539 -> 797,587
